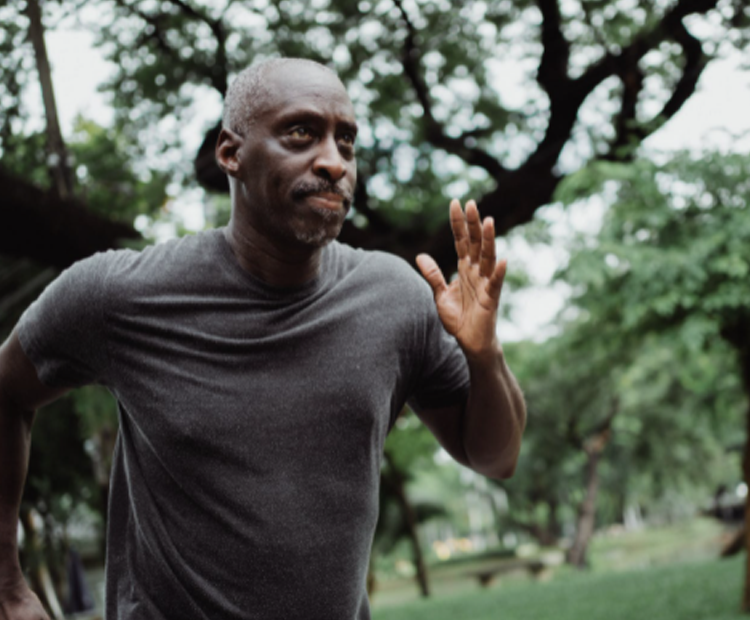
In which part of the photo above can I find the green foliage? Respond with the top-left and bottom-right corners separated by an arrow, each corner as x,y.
0,3 -> 36,161
374,410 -> 448,557
501,278 -> 742,541
385,409 -> 441,473
5,0 -> 745,236
72,384 -> 119,440
23,396 -> 100,523
505,150 -> 748,542
67,117 -> 170,221
562,153 -> 750,340
500,324 -> 625,539
0,131 -> 49,188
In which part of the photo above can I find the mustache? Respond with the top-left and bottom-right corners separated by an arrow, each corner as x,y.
292,181 -> 353,206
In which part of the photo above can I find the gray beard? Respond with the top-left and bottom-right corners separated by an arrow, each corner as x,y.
291,205 -> 346,247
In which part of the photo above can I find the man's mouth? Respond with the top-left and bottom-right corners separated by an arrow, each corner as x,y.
304,191 -> 348,211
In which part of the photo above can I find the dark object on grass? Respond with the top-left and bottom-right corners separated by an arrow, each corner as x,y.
467,559 -> 548,588
65,548 -> 95,613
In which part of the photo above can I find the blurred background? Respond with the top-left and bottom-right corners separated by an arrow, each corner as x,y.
1,0 -> 749,618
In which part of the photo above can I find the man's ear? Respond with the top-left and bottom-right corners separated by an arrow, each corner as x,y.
215,127 -> 242,177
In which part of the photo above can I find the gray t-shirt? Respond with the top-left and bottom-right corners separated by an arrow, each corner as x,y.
18,228 -> 469,620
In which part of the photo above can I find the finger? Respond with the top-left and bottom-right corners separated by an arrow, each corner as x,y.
479,217 -> 496,278
449,199 -> 469,260
416,254 -> 448,298
486,258 -> 507,302
466,200 -> 482,264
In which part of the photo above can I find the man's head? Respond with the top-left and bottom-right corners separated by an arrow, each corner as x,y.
223,59 -> 338,137
216,58 -> 357,249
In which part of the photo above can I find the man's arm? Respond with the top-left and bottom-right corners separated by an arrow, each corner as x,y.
415,199 -> 527,480
0,330 -> 69,620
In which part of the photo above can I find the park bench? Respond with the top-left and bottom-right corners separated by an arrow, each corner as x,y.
466,558 -> 549,587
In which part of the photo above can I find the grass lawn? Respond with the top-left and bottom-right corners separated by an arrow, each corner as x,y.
371,555 -> 743,620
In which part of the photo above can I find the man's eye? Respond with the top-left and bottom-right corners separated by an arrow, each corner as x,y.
290,127 -> 313,140
339,133 -> 356,147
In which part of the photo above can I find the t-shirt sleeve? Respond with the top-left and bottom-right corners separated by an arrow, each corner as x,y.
407,282 -> 470,413
16,252 -> 111,389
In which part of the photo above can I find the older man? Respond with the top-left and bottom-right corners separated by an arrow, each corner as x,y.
0,58 -> 525,619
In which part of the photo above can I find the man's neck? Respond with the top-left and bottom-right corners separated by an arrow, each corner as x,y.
223,220 -> 324,288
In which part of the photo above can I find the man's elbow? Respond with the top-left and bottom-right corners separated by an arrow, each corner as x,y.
491,462 -> 517,481
468,455 -> 519,480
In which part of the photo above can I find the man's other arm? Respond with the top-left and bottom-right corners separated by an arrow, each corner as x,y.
415,345 -> 525,480
415,198 -> 526,481
0,330 -> 69,620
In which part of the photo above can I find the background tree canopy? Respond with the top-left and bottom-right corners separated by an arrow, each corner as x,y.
1,0 -> 748,273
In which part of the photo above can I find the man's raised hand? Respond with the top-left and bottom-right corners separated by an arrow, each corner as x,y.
416,199 -> 507,362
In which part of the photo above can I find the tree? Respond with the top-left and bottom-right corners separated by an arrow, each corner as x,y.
1,0 -> 749,272
0,1 -> 144,269
500,269 -> 741,566
560,151 -> 750,607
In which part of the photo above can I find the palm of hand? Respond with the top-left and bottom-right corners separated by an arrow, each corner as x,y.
435,262 -> 498,342
417,199 -> 506,359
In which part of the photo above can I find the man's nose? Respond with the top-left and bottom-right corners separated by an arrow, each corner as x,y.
312,136 -> 347,182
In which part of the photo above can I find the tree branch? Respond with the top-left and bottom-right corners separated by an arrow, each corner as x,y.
605,58 -> 645,161
161,0 -> 229,95
604,12 -> 708,160
113,0 -> 176,59
642,19 -> 707,131
579,0 -> 717,94
535,0 -> 571,96
0,167 -> 140,270
193,0 -> 726,284
527,0 -> 718,170
582,397 -> 620,449
392,0 -> 506,179
115,0 -> 229,96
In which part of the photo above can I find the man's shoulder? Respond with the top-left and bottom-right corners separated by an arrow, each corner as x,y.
330,241 -> 433,300
99,228 -> 223,286
331,241 -> 414,276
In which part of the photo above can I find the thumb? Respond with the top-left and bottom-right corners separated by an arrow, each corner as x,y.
416,254 -> 447,298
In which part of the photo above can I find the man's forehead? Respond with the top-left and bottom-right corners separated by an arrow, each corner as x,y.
261,63 -> 353,114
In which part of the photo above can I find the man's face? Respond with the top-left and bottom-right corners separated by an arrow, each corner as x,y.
234,64 -> 358,249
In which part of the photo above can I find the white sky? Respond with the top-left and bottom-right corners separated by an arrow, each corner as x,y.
39,24 -> 750,342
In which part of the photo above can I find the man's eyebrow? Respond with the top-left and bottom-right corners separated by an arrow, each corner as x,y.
274,108 -> 358,133
339,120 -> 359,136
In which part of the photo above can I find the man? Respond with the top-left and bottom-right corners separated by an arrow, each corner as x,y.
0,58 -> 525,619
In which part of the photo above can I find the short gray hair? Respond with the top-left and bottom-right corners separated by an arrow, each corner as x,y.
223,58 -> 338,136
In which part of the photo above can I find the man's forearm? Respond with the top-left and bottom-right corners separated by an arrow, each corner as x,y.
461,343 -> 526,480
0,395 -> 34,584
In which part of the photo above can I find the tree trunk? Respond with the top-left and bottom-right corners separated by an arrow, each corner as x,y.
25,0 -> 75,200
567,448 -> 602,568
90,424 -> 116,557
567,425 -> 613,568
739,346 -> 750,612
721,319 -> 750,612
3,0 -> 140,274
383,451 -> 430,597
546,498 -> 562,546
394,477 -> 430,597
